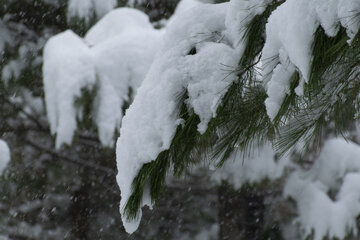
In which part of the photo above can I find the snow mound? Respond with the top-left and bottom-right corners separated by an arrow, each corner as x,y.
85,8 -> 153,45
43,8 -> 161,148
285,138 -> 360,240
43,30 -> 96,149
0,139 -> 10,174
92,29 -> 162,146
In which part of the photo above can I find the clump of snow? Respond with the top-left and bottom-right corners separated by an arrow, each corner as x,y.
262,0 -> 360,120
337,0 -> 360,40
67,0 -> 116,24
116,0 -> 273,233
211,143 -> 291,189
92,0 -> 117,18
0,139 -> 10,174
225,0 -> 270,50
284,138 -> 360,240
91,29 -> 162,146
264,51 -> 296,120
43,8 -> 161,148
84,8 -> 153,45
43,30 -> 96,149
67,0 -> 93,23
262,0 -> 317,120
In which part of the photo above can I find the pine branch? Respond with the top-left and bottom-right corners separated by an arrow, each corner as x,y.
122,1 -> 283,220
275,27 -> 360,156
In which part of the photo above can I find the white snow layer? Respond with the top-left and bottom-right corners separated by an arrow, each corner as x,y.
91,29 -> 162,146
0,139 -> 10,174
116,0 -> 270,233
262,0 -> 360,120
43,30 -> 96,149
284,138 -> 360,240
43,8 -> 161,148
67,0 -> 116,23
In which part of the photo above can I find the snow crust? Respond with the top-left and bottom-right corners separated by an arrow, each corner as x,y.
116,0 -> 272,233
284,138 -> 360,240
262,0 -> 360,120
0,139 -> 10,174
43,8 -> 161,148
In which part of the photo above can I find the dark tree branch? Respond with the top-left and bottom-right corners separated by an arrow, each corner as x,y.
25,137 -> 116,176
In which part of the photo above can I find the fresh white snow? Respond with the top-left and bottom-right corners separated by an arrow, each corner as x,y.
285,138 -> 360,240
0,139 -> 10,174
43,8 -> 161,148
43,30 -> 96,149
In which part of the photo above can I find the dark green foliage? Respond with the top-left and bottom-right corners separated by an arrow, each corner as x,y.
131,0 -> 180,22
73,85 -> 98,133
187,47 -> 197,55
213,0 -> 230,3
124,151 -> 170,220
307,27 -> 349,95
262,224 -> 284,240
67,16 -> 97,37
275,27 -> 360,156
239,0 -> 284,69
0,0 -> 68,32
272,72 -> 299,124
209,84 -> 274,167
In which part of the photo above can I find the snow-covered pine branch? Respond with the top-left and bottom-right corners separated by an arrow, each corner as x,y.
114,0 -> 360,238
